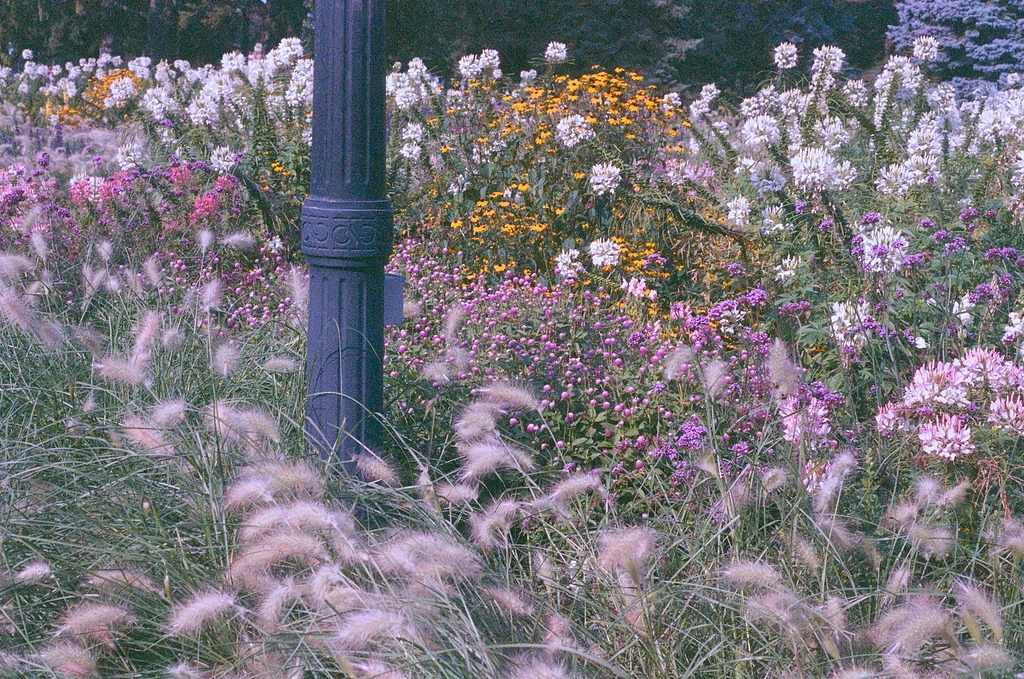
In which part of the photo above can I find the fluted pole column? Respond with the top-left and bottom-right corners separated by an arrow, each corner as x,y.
303,0 -> 392,466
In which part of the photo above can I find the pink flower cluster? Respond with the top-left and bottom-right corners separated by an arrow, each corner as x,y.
877,348 -> 1024,461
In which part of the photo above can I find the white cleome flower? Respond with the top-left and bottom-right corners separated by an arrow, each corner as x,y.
831,301 -> 872,350
773,43 -> 799,70
555,115 -> 596,148
554,249 -> 584,279
726,196 -> 750,227
544,42 -> 568,63
589,239 -> 621,268
789,146 -> 856,192
859,225 -> 909,275
103,76 -> 137,109
589,163 -> 622,196
209,146 -> 237,174
774,255 -> 802,282
912,36 -> 940,63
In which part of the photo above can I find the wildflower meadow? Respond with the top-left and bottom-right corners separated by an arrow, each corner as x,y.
1,35 -> 1024,679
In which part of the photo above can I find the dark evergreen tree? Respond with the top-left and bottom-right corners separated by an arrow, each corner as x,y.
888,0 -> 1024,94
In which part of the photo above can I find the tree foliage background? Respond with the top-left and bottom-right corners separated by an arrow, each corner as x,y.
0,0 -> 896,91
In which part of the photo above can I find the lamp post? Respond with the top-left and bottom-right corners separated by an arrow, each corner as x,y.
303,0 -> 392,467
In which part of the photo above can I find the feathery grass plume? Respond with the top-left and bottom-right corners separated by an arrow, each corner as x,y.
743,590 -> 812,641
94,355 -> 148,387
74,327 -> 104,358
0,285 -> 39,335
720,559 -> 784,591
212,342 -> 241,377
287,264 -> 308,313
353,661 -> 410,679
459,437 -> 535,481
15,560 -> 52,582
402,298 -> 423,318
306,565 -> 371,615
223,460 -> 325,512
421,359 -> 452,383
443,305 -> 466,343
870,599 -> 952,656
332,608 -> 413,651
376,531 -> 484,585
96,241 -> 113,263
37,320 -> 66,351
470,499 -> 521,550
913,476 -> 943,507
813,515 -> 857,553
256,577 -> 305,629
991,516 -> 1024,559
881,565 -> 911,610
597,527 -> 657,587
827,670 -> 874,679
505,657 -> 575,679
161,327 -> 184,351
434,483 -> 479,505
354,453 -> 400,486
167,590 -> 239,637
905,523 -> 953,559
121,415 -> 174,456
0,653 -> 24,671
954,580 -> 1003,644
479,379 -> 542,411
38,642 -> 97,679
761,466 -> 790,492
453,401 -> 503,441
767,338 -> 801,399
700,358 -> 729,400
959,644 -> 1013,671
538,473 -> 606,510
222,232 -> 255,250
938,480 -> 970,507
82,569 -> 159,595
886,502 -> 919,532
483,586 -> 536,618
151,399 -> 187,427
811,451 -> 858,514
143,255 -> 163,288
200,279 -> 221,312
238,407 -> 281,443
229,531 -> 329,589
238,500 -> 355,544
263,355 -> 299,372
197,229 -> 215,254
30,234 -> 48,266
662,345 -> 695,381
0,253 -> 34,283
56,603 -> 136,649
880,657 -> 921,679
790,535 -> 821,572
131,310 -> 161,365
80,264 -> 105,301
541,613 -> 581,653
205,400 -> 247,442
450,347 -> 472,373
224,476 -> 275,512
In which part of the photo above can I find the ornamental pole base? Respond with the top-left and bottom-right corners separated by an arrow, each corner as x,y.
302,197 -> 393,467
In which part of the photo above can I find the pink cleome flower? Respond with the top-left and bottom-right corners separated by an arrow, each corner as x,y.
780,395 -> 831,448
953,347 -> 1020,393
987,394 -> 1024,435
917,413 -> 975,461
901,359 -> 971,410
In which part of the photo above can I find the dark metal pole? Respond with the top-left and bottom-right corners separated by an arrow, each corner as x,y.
303,0 -> 392,466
